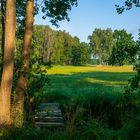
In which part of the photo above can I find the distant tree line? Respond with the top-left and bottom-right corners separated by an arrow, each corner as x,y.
0,25 -> 139,67
41,27 -> 139,66
30,26 -> 140,66
28,26 -> 140,66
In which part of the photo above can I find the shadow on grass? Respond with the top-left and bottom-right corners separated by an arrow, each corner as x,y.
0,71 -> 139,140
48,71 -> 135,87
45,71 -> 136,103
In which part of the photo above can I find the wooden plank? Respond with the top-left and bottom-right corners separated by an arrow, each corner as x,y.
36,111 -> 62,117
35,116 -> 63,122
35,122 -> 64,127
38,103 -> 60,109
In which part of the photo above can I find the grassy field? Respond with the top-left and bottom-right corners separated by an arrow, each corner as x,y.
1,66 -> 139,140
47,65 -> 135,103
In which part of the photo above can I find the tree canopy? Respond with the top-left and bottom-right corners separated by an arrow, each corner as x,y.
41,0 -> 77,26
109,29 -> 137,66
88,28 -> 114,65
116,0 -> 140,14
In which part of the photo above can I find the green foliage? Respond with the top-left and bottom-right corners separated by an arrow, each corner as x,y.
109,29 -> 137,66
1,92 -> 140,140
31,25 -> 46,64
71,42 -> 90,65
116,0 -> 140,14
115,1 -> 140,93
49,31 -> 66,64
88,28 -> 114,65
16,0 -> 39,39
125,30 -> 140,93
134,29 -> 140,72
42,0 -> 77,26
80,42 -> 91,64
43,26 -> 90,65
71,47 -> 81,65
28,65 -> 50,101
125,72 -> 140,94
88,28 -> 138,66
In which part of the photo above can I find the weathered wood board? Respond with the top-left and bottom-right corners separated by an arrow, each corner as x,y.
35,103 -> 64,127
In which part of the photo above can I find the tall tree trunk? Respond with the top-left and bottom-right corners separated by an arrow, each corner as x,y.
0,0 -> 5,78
0,0 -> 16,126
13,0 -> 34,127
1,0 -> 5,58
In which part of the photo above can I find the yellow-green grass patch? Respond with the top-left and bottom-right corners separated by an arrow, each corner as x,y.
48,65 -> 134,75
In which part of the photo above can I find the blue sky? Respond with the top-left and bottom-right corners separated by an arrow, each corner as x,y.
35,0 -> 140,42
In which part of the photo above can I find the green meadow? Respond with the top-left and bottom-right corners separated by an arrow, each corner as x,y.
46,66 -> 135,103
1,66 -> 140,140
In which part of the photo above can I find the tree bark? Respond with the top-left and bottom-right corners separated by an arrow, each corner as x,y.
1,0 -> 5,58
13,0 -> 34,127
0,0 -> 5,78
0,0 -> 16,126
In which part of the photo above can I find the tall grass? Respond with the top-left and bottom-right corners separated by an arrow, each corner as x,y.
46,66 -> 135,105
1,65 -> 139,140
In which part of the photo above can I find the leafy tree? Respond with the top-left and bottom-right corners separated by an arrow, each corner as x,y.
62,31 -> 73,64
71,41 -> 90,65
13,0 -> 34,127
31,25 -> 46,64
88,28 -> 114,65
125,30 -> 140,93
71,47 -> 81,65
116,0 -> 140,92
14,0 -> 77,127
43,26 -> 65,65
16,0 -> 38,38
43,28 -> 90,65
109,30 -> 137,66
42,0 -> 77,26
80,42 -> 91,64
43,26 -> 54,64
50,31 -> 65,64
134,30 -> 140,74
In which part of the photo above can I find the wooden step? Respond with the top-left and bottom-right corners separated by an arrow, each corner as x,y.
38,103 -> 60,110
38,103 -> 60,107
37,109 -> 62,114
35,122 -> 64,127
35,116 -> 63,122
36,111 -> 62,117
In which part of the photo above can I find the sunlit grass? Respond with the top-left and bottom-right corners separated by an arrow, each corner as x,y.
45,65 -> 136,103
83,77 -> 127,86
48,65 -> 134,75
